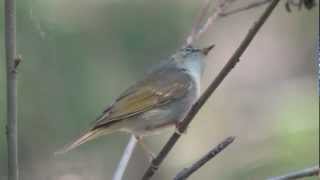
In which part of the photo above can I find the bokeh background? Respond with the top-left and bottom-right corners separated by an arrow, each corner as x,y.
0,0 -> 319,179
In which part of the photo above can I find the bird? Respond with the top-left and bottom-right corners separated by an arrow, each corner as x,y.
56,44 -> 214,158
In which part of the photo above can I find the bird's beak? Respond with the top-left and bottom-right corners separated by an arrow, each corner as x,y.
201,44 -> 215,56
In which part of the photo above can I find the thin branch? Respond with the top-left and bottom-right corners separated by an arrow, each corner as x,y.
219,0 -> 272,17
141,0 -> 280,179
186,0 -> 276,45
267,166 -> 319,180
4,0 -> 19,179
187,0 -> 213,45
112,136 -> 137,180
186,0 -> 236,45
316,27 -> 320,94
174,136 -> 235,180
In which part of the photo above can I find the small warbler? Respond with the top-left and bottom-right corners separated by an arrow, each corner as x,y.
56,44 -> 214,156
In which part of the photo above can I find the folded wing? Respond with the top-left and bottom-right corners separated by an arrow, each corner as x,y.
93,67 -> 192,129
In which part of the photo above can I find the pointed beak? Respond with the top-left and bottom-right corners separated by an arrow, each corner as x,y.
201,44 -> 215,55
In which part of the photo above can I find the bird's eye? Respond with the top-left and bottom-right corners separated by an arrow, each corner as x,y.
184,47 -> 197,53
180,46 -> 200,57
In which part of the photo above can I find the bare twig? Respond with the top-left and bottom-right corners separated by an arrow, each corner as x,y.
142,0 -> 280,179
112,136 -> 137,180
187,0 -> 213,45
219,0 -> 272,17
267,166 -> 319,180
186,0 -> 236,45
4,0 -> 19,179
186,0 -> 277,45
174,136 -> 235,180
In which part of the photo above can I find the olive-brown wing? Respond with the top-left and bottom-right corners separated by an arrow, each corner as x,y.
93,68 -> 192,128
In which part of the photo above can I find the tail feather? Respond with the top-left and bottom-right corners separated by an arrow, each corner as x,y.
55,128 -> 107,155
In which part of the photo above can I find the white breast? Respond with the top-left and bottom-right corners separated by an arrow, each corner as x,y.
183,60 -> 203,99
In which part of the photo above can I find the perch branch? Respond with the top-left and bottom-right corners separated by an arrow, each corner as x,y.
142,0 -> 280,179
267,166 -> 319,180
112,136 -> 137,180
174,136 -> 235,180
4,0 -> 19,179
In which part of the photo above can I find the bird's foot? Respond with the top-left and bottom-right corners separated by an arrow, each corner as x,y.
135,136 -> 156,162
175,122 -> 187,135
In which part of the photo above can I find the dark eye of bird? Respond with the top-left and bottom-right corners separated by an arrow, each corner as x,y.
184,46 -> 198,53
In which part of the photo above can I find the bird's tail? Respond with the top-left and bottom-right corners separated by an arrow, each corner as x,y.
55,128 -> 111,155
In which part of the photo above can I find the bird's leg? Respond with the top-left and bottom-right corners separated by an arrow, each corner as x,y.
134,136 -> 155,162
175,121 -> 187,135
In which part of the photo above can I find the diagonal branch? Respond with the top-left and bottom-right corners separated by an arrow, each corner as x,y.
174,136 -> 235,180
141,0 -> 280,179
267,166 -> 319,180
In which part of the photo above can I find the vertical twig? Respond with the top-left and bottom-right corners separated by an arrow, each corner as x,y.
317,30 -> 319,94
142,0 -> 280,179
112,136 -> 137,180
174,136 -> 235,180
4,0 -> 19,179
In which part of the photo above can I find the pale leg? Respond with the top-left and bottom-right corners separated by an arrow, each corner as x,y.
134,136 -> 155,162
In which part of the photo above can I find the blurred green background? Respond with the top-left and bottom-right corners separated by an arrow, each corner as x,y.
0,0 -> 319,180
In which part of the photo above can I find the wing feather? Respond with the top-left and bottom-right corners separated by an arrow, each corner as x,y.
93,67 -> 192,128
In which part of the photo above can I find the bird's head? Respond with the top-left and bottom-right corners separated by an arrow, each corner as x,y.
173,44 -> 215,64
171,44 -> 214,78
